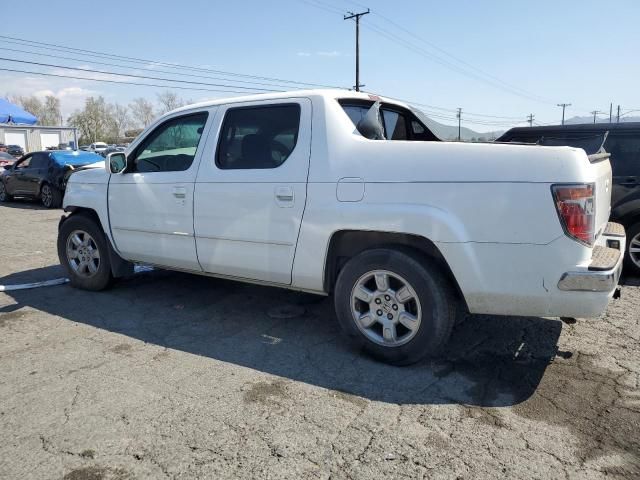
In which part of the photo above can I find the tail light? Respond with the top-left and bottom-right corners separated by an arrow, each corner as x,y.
551,184 -> 595,246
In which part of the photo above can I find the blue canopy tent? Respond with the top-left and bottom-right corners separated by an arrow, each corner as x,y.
0,98 -> 37,124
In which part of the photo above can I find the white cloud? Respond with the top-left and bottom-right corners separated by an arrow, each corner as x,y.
317,50 -> 341,57
297,52 -> 311,57
0,73 -> 98,119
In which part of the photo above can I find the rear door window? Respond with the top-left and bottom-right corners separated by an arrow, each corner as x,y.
216,104 -> 301,169
29,153 -> 50,169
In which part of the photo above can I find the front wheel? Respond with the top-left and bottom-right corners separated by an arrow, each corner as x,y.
334,248 -> 457,365
57,214 -> 113,290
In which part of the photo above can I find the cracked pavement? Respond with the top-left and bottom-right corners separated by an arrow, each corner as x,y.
0,202 -> 639,479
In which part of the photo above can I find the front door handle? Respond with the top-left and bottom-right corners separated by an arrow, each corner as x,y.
173,186 -> 186,199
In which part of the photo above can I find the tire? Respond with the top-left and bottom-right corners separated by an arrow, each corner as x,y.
41,183 -> 62,209
57,214 -> 113,291
0,182 -> 12,202
625,221 -> 640,276
334,248 -> 457,365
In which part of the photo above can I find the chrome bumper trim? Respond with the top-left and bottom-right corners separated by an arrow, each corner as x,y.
558,258 -> 623,292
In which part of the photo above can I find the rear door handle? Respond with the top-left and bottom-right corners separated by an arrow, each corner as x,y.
275,186 -> 294,207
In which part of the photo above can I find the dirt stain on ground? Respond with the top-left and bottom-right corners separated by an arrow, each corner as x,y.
110,344 -> 133,355
0,310 -> 27,328
243,379 -> 288,405
63,466 -> 130,480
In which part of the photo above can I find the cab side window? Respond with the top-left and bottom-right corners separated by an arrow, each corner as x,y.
131,112 -> 208,173
216,104 -> 301,169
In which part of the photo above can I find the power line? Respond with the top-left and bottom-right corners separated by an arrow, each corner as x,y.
0,45 -> 318,90
0,35 -> 344,89
0,67 -> 271,95
0,56 -> 283,92
302,0 -> 553,104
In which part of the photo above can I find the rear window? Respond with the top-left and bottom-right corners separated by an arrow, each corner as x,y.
339,99 -> 438,141
502,131 -> 607,155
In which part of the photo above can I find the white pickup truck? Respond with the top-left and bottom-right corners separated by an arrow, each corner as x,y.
57,90 -> 625,365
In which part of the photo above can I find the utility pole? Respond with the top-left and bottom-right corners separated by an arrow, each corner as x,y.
617,105 -> 621,123
456,108 -> 462,141
557,103 -> 571,125
344,9 -> 370,92
527,113 -> 535,127
590,110 -> 603,124
609,103 -> 613,123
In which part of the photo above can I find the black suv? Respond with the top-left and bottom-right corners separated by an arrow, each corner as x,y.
0,150 -> 102,208
497,122 -> 640,274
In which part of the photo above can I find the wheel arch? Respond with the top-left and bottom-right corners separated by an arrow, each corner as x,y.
60,206 -> 133,278
323,229 -> 467,310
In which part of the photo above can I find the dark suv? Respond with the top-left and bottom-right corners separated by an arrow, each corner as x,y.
0,150 -> 102,208
497,122 -> 640,274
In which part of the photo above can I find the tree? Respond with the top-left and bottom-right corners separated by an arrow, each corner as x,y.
110,103 -> 130,142
129,97 -> 155,127
40,96 -> 62,126
67,96 -> 112,144
156,91 -> 185,115
17,96 -> 44,121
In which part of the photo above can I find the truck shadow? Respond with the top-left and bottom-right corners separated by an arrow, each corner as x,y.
0,266 -> 564,407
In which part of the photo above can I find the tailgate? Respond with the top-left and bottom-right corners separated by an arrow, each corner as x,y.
589,153 -> 613,238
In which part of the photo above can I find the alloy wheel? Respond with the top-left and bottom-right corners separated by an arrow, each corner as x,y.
41,184 -> 53,207
66,230 -> 101,278
350,269 -> 422,347
630,232 -> 640,270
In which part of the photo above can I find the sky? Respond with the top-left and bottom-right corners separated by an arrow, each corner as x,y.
1,0 -> 639,132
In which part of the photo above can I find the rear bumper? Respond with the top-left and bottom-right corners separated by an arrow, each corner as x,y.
557,244 -> 624,292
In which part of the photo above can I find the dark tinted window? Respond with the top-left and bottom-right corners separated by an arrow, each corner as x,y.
216,104 -> 300,169
604,133 -> 640,177
503,131 -> 607,155
132,112 -> 208,173
381,109 -> 408,140
30,153 -> 50,169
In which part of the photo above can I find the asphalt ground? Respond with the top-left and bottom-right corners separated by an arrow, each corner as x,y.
1,200 -> 639,479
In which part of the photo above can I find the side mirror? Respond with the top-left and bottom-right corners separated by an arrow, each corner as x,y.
107,152 -> 127,174
357,101 -> 386,140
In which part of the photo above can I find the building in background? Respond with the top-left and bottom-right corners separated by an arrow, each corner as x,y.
0,124 -> 78,152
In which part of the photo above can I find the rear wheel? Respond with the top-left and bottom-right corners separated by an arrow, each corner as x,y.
0,182 -> 12,202
625,222 -> 640,276
334,248 -> 457,365
41,183 -> 62,208
58,214 -> 113,290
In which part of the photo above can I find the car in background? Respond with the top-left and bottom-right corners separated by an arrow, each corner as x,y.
497,122 -> 640,274
0,150 -> 103,208
99,145 -> 126,158
58,143 -> 72,150
0,151 -> 15,169
7,145 -> 24,157
87,142 -> 108,154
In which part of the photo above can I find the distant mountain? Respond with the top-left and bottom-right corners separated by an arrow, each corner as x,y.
564,115 -> 640,126
422,116 -> 504,141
